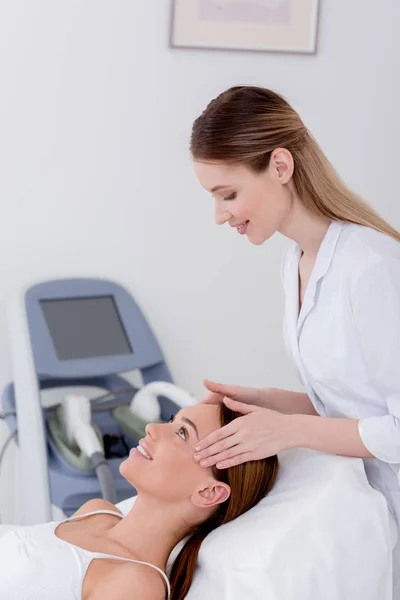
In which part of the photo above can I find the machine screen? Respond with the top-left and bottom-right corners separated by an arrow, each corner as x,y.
40,296 -> 133,360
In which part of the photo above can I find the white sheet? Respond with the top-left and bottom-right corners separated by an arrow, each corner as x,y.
184,449 -> 395,600
0,524 -> 15,538
0,449 -> 395,599
119,448 -> 395,599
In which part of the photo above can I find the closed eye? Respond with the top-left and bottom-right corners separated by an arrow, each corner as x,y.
223,192 -> 237,201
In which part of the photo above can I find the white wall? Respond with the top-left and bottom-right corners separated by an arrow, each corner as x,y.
0,1 -> 398,522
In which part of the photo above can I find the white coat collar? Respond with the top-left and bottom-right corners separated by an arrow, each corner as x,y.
289,220 -> 345,334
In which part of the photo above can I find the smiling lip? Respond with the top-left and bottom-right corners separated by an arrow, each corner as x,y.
140,440 -> 152,458
130,440 -> 153,460
236,220 -> 249,235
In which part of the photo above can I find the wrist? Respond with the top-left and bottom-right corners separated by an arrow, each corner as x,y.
257,387 -> 274,408
260,387 -> 287,410
285,414 -> 373,458
285,413 -> 314,449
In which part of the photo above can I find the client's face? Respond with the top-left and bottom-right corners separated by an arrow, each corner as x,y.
120,404 -> 229,508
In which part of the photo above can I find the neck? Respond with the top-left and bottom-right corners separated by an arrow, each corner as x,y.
105,494 -> 196,570
279,185 -> 331,256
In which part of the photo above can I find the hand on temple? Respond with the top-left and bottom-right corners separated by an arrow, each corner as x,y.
194,397 -> 295,469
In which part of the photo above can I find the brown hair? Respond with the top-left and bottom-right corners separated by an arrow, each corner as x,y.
169,403 -> 279,600
191,85 -> 400,242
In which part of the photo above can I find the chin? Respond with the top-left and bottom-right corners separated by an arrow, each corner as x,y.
248,232 -> 273,245
119,457 -> 138,486
119,458 -> 129,478
248,238 -> 264,246
119,458 -> 160,495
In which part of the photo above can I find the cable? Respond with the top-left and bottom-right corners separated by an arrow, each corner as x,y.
0,427 -> 17,467
0,427 -> 17,524
90,452 -> 117,504
0,409 -> 17,419
0,386 -> 136,521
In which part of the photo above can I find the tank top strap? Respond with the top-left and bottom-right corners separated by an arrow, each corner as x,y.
63,509 -> 124,523
60,510 -> 171,598
90,553 -> 171,599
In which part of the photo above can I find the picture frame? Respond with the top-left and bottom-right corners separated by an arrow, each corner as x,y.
170,0 -> 320,55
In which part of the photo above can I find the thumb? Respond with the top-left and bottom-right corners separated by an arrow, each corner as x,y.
223,397 -> 258,414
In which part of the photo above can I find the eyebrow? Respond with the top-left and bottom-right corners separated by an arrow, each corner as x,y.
181,417 -> 199,440
210,184 -> 231,193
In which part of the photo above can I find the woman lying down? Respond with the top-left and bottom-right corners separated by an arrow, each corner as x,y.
0,403 -> 278,600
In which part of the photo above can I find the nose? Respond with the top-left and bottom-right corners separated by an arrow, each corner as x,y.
214,200 -> 232,226
145,422 -> 159,439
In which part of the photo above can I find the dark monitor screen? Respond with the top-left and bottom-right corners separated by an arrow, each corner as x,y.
40,296 -> 133,360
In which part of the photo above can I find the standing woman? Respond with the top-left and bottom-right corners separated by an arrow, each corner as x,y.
191,86 -> 400,593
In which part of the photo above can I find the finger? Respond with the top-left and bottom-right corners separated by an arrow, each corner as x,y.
197,442 -> 242,468
200,391 -> 225,405
203,379 -> 224,392
223,397 -> 259,414
203,379 -> 246,401
216,452 -> 253,470
194,421 -> 238,452
194,432 -> 240,461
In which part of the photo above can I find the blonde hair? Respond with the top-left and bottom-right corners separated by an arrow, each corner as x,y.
190,86 -> 400,242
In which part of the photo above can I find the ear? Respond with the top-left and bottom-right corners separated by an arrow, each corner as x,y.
269,148 -> 294,184
191,481 -> 231,509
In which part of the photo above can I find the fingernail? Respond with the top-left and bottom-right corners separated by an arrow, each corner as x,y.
195,445 -> 201,451
200,460 -> 208,467
194,453 -> 200,460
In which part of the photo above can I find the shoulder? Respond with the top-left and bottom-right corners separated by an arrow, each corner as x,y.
338,224 -> 400,275
72,499 -> 122,518
90,562 -> 167,600
343,227 -> 400,316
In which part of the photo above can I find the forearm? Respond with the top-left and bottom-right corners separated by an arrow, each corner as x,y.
289,414 -> 375,459
261,388 -> 319,416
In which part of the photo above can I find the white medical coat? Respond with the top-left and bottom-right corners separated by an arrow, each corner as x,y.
282,220 -> 400,525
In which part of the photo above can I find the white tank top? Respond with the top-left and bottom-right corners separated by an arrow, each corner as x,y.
0,509 -> 171,600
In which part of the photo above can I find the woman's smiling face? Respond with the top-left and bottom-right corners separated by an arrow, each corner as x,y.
120,404 -> 228,505
193,158 -> 293,246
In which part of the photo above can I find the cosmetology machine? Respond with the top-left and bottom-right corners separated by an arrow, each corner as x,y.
1,278 -> 196,525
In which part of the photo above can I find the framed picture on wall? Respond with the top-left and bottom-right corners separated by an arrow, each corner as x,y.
170,0 -> 320,54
